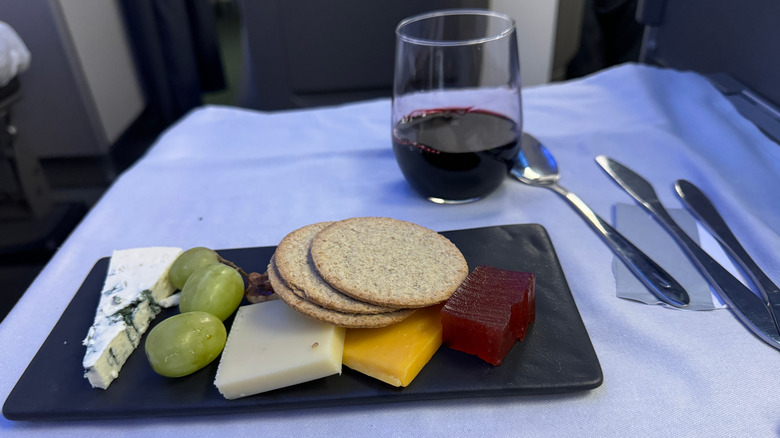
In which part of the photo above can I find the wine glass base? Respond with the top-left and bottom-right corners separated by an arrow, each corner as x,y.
427,196 -> 482,205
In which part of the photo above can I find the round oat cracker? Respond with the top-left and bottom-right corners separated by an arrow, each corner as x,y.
275,222 -> 395,315
267,256 -> 414,328
310,217 -> 468,308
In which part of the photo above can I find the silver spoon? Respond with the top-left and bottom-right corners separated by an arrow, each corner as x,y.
510,133 -> 689,307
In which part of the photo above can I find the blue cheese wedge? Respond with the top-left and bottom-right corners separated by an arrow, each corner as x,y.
82,247 -> 182,389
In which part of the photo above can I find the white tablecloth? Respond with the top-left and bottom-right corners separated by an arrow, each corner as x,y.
3,63 -> 780,436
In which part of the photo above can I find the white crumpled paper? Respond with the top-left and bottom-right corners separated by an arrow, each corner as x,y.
0,21 -> 30,86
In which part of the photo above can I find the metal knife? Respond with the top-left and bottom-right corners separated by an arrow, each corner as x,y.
595,156 -> 780,351
675,179 -> 780,334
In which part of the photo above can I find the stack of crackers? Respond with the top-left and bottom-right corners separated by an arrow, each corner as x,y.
267,217 -> 469,328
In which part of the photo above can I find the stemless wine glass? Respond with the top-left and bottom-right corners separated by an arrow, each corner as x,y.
392,9 -> 522,204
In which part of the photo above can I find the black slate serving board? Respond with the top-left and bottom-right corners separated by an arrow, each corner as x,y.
3,224 -> 602,421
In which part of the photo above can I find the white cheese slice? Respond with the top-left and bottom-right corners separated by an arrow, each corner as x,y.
214,300 -> 345,399
82,247 -> 182,389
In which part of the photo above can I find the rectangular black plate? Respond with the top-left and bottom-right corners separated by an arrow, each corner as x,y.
3,224 -> 602,421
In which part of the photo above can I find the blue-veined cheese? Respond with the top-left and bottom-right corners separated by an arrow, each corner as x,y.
82,247 -> 182,389
214,300 -> 345,399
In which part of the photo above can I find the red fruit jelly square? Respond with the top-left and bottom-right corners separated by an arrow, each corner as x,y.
441,265 -> 535,366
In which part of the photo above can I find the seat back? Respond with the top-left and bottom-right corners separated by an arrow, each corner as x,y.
638,0 -> 780,141
236,0 -> 487,111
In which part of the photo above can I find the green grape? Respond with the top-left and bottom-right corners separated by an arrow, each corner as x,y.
179,263 -> 244,320
169,247 -> 219,289
144,311 -> 227,378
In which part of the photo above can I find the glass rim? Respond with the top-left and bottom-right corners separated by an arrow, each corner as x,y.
395,8 -> 515,47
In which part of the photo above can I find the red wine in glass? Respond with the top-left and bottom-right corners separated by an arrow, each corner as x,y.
392,107 -> 521,202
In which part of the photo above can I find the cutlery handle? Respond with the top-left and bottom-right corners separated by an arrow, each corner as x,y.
676,180 -> 780,326
551,184 -> 690,307
641,197 -> 780,344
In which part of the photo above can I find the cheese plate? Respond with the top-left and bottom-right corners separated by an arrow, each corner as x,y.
3,224 -> 602,421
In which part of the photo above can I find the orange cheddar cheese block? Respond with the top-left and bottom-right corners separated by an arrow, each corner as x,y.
342,305 -> 442,387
